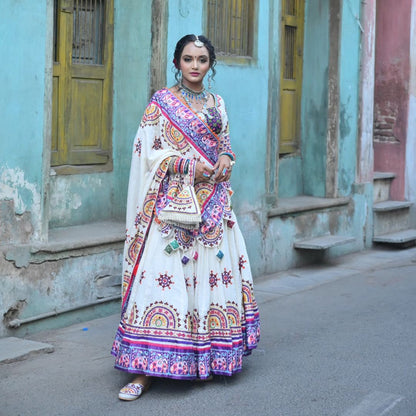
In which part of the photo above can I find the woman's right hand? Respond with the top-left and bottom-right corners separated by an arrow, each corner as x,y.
194,161 -> 214,183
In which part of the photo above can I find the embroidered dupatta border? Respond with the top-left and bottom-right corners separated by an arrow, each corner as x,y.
153,89 -> 230,214
122,158 -> 171,310
155,88 -> 220,166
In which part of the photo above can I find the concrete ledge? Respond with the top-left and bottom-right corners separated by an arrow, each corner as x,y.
373,200 -> 413,212
0,337 -> 54,364
4,220 -> 125,267
373,171 -> 396,180
294,235 -> 355,250
36,220 -> 125,253
373,229 -> 416,244
267,196 -> 351,218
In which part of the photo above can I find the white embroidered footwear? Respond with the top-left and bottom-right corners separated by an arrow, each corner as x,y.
118,381 -> 149,401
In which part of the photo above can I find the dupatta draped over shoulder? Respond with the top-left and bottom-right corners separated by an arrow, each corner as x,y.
112,88 -> 260,380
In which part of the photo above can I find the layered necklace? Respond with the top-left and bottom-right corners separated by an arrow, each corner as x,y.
179,80 -> 212,118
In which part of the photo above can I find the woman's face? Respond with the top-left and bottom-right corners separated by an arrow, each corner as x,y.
179,42 -> 210,88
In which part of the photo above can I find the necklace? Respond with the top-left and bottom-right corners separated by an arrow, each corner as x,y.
179,80 -> 207,101
179,81 -> 212,118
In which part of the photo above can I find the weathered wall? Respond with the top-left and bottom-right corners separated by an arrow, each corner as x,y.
301,0 -> 329,197
0,246 -> 123,337
0,1 -> 152,337
374,0 -> 411,200
338,0 -> 361,196
357,0 -> 376,185
356,0 -> 376,248
0,0 -> 50,242
49,1 -> 153,227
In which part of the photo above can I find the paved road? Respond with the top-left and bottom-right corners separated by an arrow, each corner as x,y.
1,247 -> 416,416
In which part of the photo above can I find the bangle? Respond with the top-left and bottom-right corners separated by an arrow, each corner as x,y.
219,151 -> 236,162
169,157 -> 191,175
183,159 -> 190,174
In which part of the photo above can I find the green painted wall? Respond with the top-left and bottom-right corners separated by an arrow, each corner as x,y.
0,0 -> 49,239
111,1 -> 153,220
301,0 -> 329,197
338,0 -> 361,196
278,156 -> 303,197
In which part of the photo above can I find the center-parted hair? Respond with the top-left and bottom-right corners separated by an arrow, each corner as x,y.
173,34 -> 217,83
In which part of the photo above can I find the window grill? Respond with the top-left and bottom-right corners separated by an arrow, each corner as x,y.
206,0 -> 255,57
284,25 -> 296,79
53,0 -> 59,62
72,0 -> 105,65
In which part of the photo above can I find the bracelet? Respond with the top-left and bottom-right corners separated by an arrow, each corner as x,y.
219,151 -> 236,162
170,157 -> 191,175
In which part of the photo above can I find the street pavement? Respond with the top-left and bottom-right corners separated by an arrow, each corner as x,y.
1,246 -> 416,416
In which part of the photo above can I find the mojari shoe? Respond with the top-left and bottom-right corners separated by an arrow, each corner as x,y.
118,381 -> 149,401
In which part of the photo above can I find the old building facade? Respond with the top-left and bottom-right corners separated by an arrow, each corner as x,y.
1,0 -> 415,336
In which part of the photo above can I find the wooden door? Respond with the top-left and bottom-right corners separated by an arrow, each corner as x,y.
52,0 -> 113,169
279,0 -> 304,154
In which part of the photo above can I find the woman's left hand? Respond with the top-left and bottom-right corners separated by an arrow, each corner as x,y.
212,155 -> 233,183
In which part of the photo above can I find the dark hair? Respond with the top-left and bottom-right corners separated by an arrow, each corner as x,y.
173,34 -> 217,83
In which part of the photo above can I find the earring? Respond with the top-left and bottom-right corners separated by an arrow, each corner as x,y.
208,72 -> 213,89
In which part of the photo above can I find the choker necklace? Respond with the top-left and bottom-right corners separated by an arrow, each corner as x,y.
179,80 -> 207,102
178,80 -> 213,119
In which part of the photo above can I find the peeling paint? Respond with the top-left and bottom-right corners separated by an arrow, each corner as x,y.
0,166 -> 41,215
0,166 -> 41,240
48,174 -> 112,227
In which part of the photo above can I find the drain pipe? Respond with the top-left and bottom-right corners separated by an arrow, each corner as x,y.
7,295 -> 121,329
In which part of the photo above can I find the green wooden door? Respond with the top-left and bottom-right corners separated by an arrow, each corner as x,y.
279,0 -> 304,154
52,0 -> 113,170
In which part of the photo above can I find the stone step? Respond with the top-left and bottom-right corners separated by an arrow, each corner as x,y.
373,171 -> 396,181
373,229 -> 416,245
373,200 -> 412,236
373,172 -> 396,203
0,337 -> 54,364
294,235 -> 355,250
373,200 -> 413,212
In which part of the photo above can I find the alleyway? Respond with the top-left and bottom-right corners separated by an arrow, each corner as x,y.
1,246 -> 415,416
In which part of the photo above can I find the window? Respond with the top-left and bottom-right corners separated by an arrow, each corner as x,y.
279,0 -> 304,154
206,0 -> 256,59
52,0 -> 113,171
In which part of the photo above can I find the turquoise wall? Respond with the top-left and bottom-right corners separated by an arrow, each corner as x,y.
49,1 -> 153,227
166,0 -> 269,213
278,156 -> 303,197
0,0 -> 49,237
111,1 -> 153,220
338,0 -> 361,196
301,0 -> 329,197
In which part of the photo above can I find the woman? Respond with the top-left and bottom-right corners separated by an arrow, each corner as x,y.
112,34 -> 260,401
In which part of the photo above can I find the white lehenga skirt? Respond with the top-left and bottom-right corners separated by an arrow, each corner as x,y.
111,217 -> 260,380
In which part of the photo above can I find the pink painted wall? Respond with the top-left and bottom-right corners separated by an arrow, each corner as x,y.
374,0 -> 411,200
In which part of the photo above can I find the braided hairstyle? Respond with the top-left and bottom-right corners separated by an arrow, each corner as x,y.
173,34 -> 217,83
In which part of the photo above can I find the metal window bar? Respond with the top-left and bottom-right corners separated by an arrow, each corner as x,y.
53,0 -> 59,62
72,0 -> 105,65
284,25 -> 296,79
207,0 -> 252,57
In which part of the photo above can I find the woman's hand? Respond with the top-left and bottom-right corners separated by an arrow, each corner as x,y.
212,155 -> 233,183
194,161 -> 215,183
